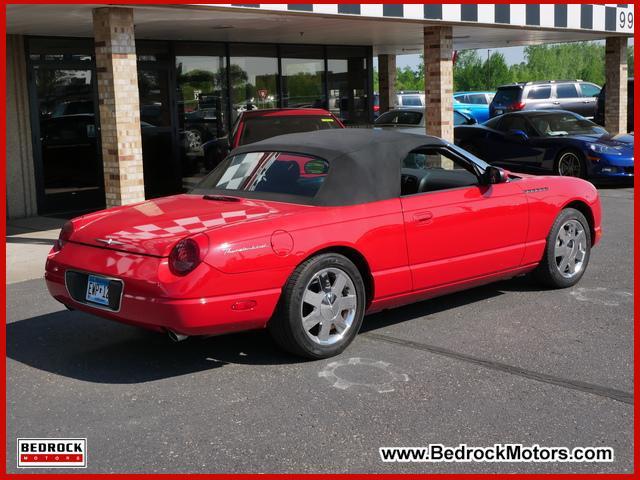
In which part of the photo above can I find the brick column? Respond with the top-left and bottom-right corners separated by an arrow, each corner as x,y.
378,54 -> 396,114
604,37 -> 628,135
93,7 -> 145,207
424,26 -> 454,158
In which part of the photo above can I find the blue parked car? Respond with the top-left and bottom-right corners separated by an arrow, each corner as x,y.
453,91 -> 495,123
454,110 -> 633,180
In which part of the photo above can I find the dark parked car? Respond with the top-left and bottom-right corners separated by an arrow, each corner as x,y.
489,81 -> 601,119
594,77 -> 634,132
455,110 -> 633,181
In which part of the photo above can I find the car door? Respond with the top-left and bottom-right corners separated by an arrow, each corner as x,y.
554,83 -> 584,116
578,82 -> 601,120
489,114 -> 544,169
400,146 -> 529,292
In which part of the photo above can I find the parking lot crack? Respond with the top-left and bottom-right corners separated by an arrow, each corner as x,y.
362,332 -> 633,405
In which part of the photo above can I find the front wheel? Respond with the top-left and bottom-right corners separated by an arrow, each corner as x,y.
269,253 -> 366,359
554,150 -> 586,178
533,208 -> 591,288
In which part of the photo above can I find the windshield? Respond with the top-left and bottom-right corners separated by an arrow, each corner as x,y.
239,115 -> 340,146
401,95 -> 423,106
493,87 -> 521,105
192,151 -> 330,198
529,114 -> 607,137
375,110 -> 423,126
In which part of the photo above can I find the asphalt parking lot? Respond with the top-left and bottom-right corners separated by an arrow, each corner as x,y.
6,186 -> 634,474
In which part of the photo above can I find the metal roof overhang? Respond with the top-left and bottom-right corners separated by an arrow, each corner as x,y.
6,4 -> 632,54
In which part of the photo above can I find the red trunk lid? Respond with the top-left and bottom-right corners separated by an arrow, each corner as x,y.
70,194 -> 299,257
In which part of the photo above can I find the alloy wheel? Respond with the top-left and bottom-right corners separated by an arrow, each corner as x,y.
300,267 -> 357,346
557,152 -> 582,177
554,219 -> 587,278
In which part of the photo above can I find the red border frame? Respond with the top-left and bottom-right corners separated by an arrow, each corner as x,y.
1,1 -> 637,478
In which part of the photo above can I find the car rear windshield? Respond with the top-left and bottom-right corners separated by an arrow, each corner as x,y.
493,87 -> 521,105
193,151 -> 330,198
239,115 -> 340,146
375,110 -> 423,125
401,95 -> 423,106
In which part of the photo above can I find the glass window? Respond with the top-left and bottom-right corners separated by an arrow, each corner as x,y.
529,113 -> 606,137
556,83 -> 579,99
467,94 -> 488,104
175,44 -> 229,185
281,45 -> 325,109
327,46 -> 369,125
195,151 -> 329,198
229,44 -> 279,122
138,69 -> 172,127
454,111 -> 468,126
238,115 -> 340,146
28,38 -> 94,64
34,66 -> 104,211
375,110 -> 422,125
401,95 -> 423,107
498,115 -> 536,135
493,87 -> 521,104
400,148 -> 479,195
527,86 -> 551,99
580,83 -> 601,98
136,41 -> 171,63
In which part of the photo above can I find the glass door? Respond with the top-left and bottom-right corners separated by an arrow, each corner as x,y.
174,43 -> 229,190
137,42 -> 181,198
32,62 -> 104,214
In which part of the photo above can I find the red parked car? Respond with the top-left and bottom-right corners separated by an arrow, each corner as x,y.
203,108 -> 344,169
46,130 -> 602,359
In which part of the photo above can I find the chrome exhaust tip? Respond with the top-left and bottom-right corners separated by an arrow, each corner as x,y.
167,330 -> 188,342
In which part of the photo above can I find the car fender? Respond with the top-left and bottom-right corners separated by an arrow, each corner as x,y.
518,176 -> 601,264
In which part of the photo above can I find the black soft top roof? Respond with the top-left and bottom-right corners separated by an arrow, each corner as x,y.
229,129 -> 446,206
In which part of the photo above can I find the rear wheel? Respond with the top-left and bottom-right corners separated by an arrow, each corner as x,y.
554,150 -> 586,178
269,253 -> 366,359
534,208 -> 591,288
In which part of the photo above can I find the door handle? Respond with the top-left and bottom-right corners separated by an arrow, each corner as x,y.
413,211 -> 433,224
552,101 -> 560,105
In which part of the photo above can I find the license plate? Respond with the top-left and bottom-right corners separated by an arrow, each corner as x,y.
86,275 -> 110,306
495,109 -> 504,115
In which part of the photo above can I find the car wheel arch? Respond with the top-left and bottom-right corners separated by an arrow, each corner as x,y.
296,245 -> 374,307
561,200 -> 595,242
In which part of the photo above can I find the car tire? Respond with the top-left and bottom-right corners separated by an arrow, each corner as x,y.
554,149 -> 586,178
269,253 -> 366,359
533,208 -> 591,289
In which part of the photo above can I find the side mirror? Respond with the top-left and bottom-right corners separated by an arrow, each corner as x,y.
506,129 -> 528,142
481,166 -> 508,185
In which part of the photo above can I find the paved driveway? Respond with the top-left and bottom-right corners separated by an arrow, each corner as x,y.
6,187 -> 633,473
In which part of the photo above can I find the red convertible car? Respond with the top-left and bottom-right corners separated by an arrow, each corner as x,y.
45,130 -> 602,359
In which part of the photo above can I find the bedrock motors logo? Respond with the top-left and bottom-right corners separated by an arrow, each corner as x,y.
17,438 -> 87,468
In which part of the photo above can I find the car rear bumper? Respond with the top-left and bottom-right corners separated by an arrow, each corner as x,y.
45,243 -> 282,336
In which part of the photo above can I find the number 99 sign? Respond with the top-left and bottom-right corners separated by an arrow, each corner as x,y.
620,10 -> 633,30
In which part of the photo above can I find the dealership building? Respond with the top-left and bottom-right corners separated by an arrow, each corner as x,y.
6,4 -> 634,218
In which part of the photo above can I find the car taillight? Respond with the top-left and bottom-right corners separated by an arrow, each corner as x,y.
54,221 -> 74,251
373,105 -> 380,112
511,101 -> 526,111
169,234 -> 209,276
